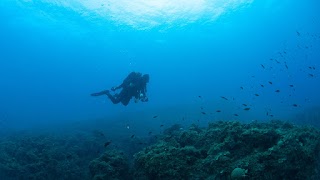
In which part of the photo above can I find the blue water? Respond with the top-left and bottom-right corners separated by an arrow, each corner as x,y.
0,0 -> 319,131
1,1 -> 320,179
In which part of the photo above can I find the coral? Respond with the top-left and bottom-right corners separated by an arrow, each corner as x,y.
133,120 -> 320,179
1,120 -> 319,179
89,150 -> 130,180
231,167 -> 247,179
0,131 -> 105,179
134,142 -> 203,179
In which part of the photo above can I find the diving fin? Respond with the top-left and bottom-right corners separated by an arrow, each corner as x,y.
91,90 -> 109,96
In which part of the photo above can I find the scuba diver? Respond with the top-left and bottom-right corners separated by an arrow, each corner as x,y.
91,72 -> 149,106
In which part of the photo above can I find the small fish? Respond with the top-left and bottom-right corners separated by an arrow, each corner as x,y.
148,131 -> 152,135
254,94 -> 260,96
201,112 -> 206,115
234,114 -> 239,117
198,96 -> 202,98
270,115 -> 274,117
275,90 -> 280,93
275,60 -> 280,64
293,104 -> 298,107
242,104 -> 247,106
289,85 -> 294,87
244,108 -> 250,111
131,135 -> 135,138
221,96 -> 228,100
313,66 -> 316,70
309,66 -> 313,70
266,112 -> 269,116
261,64 -> 265,69
66,154 -> 72,159
260,84 -> 264,87
201,107 -> 204,110
216,110 -> 221,112
104,141 -> 111,147
240,86 -> 244,90
296,31 -> 301,36
92,130 -> 105,137
153,115 -> 158,118
160,125 -> 164,127
268,81 -> 273,85
284,62 -> 288,69
308,73 -> 314,77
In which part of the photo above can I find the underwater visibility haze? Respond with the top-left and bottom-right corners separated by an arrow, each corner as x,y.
1,0 -> 320,179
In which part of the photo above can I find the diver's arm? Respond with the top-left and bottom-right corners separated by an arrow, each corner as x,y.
116,83 -> 124,89
141,85 -> 147,94
112,73 -> 135,91
140,86 -> 148,98
139,88 -> 148,102
111,83 -> 123,91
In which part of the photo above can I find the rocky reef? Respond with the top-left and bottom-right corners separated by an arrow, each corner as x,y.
133,120 -> 320,179
0,131 -> 105,179
89,150 -> 130,180
0,120 -> 319,179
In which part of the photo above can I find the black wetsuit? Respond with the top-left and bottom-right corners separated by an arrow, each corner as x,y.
91,72 -> 149,106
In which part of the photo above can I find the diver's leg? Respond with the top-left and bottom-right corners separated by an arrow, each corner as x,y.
121,97 -> 130,106
120,91 -> 132,106
91,90 -> 110,96
106,92 -> 121,104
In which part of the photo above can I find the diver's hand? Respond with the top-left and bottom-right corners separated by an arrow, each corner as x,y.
141,94 -> 148,102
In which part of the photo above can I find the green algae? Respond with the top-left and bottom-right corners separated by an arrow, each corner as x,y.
133,120 -> 320,179
89,150 -> 130,180
0,120 -> 319,179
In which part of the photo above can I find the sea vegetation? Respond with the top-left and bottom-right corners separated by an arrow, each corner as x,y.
134,120 -> 320,179
0,120 -> 320,179
0,131 -> 106,179
89,150 -> 130,180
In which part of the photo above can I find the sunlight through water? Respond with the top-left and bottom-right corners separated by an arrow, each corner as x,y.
18,0 -> 254,29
